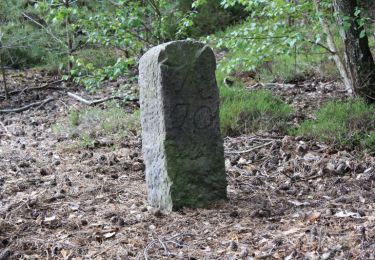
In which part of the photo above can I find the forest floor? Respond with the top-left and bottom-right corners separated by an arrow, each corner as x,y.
0,70 -> 374,260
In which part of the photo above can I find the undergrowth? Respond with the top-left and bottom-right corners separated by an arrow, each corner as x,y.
293,98 -> 375,152
217,71 -> 293,136
53,101 -> 140,149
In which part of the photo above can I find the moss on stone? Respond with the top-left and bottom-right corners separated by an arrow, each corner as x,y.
164,139 -> 227,210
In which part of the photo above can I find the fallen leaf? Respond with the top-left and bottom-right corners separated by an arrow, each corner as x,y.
61,249 -> 69,258
283,227 -> 300,235
288,200 -> 310,206
285,252 -> 294,260
306,211 -> 321,223
237,157 -> 247,165
103,232 -> 116,239
68,203 -> 80,211
44,215 -> 56,222
334,210 -> 362,219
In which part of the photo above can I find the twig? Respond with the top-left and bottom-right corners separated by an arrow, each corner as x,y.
248,82 -> 265,89
144,233 -> 192,260
305,39 -> 335,54
0,98 -> 54,113
158,238 -> 170,256
264,83 -> 296,88
22,13 -> 65,45
225,141 -> 274,154
222,35 -> 289,40
67,92 -> 138,106
0,120 -> 11,137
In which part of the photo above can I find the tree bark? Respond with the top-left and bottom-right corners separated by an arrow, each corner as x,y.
334,0 -> 375,102
0,44 -> 9,100
64,0 -> 73,73
1,62 -> 9,100
313,0 -> 353,94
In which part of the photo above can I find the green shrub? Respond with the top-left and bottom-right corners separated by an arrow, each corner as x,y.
74,48 -> 118,69
293,98 -> 375,151
2,47 -> 44,68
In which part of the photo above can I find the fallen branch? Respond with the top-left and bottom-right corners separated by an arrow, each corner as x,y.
67,92 -> 138,106
0,97 -> 54,113
0,80 -> 65,99
225,141 -> 274,154
5,80 -> 64,97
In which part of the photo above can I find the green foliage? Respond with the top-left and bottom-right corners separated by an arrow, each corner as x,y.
200,0 -> 318,73
169,0 -> 246,38
217,71 -> 293,135
197,0 -> 348,83
82,1 -> 154,50
0,0 -> 45,68
209,20 -> 340,82
293,99 -> 375,151
27,0 -> 146,88
70,57 -> 135,91
54,102 -> 140,148
68,109 -> 80,127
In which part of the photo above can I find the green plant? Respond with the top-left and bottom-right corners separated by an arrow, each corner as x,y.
54,101 -> 140,148
70,0 -> 245,90
217,71 -> 293,135
79,133 -> 95,148
0,0 -> 48,97
68,109 -> 80,126
214,29 -> 340,83
70,56 -> 135,91
197,0 -> 320,74
293,98 -> 375,151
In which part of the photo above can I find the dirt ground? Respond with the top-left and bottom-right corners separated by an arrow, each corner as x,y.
0,70 -> 374,259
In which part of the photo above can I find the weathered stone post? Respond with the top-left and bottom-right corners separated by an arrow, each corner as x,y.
139,40 -> 227,211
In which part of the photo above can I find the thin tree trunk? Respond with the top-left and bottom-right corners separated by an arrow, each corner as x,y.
313,0 -> 353,94
0,48 -> 9,99
333,0 -> 375,102
65,0 -> 73,73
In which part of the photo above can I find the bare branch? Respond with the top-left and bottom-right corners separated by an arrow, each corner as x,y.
305,39 -> 336,54
0,98 -> 54,113
67,92 -> 138,106
22,12 -> 65,45
225,141 -> 274,154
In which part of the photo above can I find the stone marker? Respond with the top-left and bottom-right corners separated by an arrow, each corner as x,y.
139,40 -> 227,211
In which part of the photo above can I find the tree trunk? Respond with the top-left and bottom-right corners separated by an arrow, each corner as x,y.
65,0 -> 73,73
334,0 -> 375,102
313,0 -> 353,94
0,45 -> 9,100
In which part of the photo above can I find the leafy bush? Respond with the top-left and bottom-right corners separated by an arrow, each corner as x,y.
167,0 -> 246,38
205,19 -> 341,82
293,98 -> 375,151
70,56 -> 134,91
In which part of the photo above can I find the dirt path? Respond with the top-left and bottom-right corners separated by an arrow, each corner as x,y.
0,72 -> 374,259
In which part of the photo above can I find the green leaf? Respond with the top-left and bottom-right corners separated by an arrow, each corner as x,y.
359,30 -> 366,39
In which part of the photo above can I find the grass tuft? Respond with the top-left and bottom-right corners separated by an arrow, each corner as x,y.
217,71 -> 293,136
293,98 -> 375,151
54,101 -> 140,148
